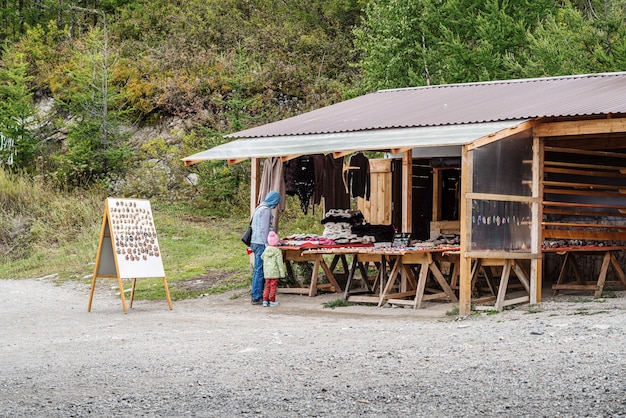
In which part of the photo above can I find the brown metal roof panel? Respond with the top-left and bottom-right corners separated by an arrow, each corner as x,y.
226,72 -> 626,139
183,121 -> 525,164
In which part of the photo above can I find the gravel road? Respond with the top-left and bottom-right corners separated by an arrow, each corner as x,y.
0,277 -> 625,417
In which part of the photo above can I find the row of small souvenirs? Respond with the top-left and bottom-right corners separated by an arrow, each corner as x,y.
280,232 -> 460,250
542,239 -> 616,249
472,215 -> 529,226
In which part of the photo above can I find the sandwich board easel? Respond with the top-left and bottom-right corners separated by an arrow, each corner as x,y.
88,198 -> 173,313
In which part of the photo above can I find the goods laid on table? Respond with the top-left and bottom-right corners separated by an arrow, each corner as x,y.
281,209 -> 395,246
542,239 -> 621,249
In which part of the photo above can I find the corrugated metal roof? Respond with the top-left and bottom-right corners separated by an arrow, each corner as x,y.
182,72 -> 626,164
182,120 -> 525,164
226,72 -> 626,139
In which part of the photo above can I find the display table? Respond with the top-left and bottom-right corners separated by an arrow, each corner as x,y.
301,246 -> 459,309
470,258 -> 532,311
279,244 -> 373,297
376,248 -> 459,309
545,246 -> 626,297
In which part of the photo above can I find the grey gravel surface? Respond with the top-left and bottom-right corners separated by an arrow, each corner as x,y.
1,277 -> 625,418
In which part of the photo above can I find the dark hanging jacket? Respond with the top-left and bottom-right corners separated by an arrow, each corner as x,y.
348,152 -> 370,200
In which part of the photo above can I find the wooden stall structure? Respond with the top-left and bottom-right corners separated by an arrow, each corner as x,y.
538,121 -> 626,297
183,72 -> 626,316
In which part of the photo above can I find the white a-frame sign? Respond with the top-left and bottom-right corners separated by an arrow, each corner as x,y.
88,198 -> 173,313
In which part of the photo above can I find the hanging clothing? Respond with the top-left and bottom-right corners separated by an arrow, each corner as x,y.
258,157 -> 285,231
258,157 -> 286,210
323,155 -> 350,210
283,158 -> 299,196
348,152 -> 370,200
312,154 -> 326,206
294,155 -> 315,214
283,156 -> 316,214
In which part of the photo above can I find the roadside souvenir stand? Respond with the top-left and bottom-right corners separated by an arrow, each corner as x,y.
184,72 -> 626,315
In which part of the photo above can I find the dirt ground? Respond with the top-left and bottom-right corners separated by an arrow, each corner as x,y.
1,277 -> 625,417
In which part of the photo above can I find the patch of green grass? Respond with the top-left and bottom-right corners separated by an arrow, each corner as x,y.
601,287 -> 617,298
323,298 -> 351,309
567,297 -> 593,303
525,304 -> 542,314
445,305 -> 459,316
571,307 -> 589,315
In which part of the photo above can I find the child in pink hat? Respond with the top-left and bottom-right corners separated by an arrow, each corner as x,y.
260,231 -> 285,307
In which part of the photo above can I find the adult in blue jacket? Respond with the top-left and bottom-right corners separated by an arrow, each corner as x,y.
249,190 -> 281,304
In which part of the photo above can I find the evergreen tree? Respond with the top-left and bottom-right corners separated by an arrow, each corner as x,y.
355,0 -> 626,91
0,47 -> 37,170
54,18 -> 131,187
506,1 -> 626,78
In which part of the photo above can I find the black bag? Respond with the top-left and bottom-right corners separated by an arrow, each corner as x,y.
241,224 -> 253,246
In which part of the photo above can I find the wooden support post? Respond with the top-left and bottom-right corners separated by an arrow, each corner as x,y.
432,168 -> 441,223
250,157 -> 261,217
532,134 -> 543,303
531,259 -> 540,304
400,150 -> 413,294
401,150 -> 412,234
459,146 -> 472,316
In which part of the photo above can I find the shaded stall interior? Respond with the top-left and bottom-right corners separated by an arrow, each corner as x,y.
538,120 -> 626,292
363,118 -> 626,309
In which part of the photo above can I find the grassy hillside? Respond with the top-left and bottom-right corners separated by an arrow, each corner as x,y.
0,168 -> 323,301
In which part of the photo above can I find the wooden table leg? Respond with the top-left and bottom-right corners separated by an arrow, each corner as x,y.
594,252 -> 612,298
309,256 -> 321,297
553,252 -> 570,296
428,261 -> 458,303
495,260 -> 512,312
343,255 -> 359,299
320,256 -> 342,294
412,261 -> 430,309
512,261 -> 530,294
609,252 -> 626,288
378,256 -> 403,307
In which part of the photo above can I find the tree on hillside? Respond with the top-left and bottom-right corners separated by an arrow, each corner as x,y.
507,1 -> 626,77
0,47 -> 37,170
352,0 -> 625,91
112,0 -> 363,128
0,0 -> 140,42
53,13 -> 130,187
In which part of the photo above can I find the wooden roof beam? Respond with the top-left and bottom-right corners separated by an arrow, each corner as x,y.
391,146 -> 413,155
468,120 -> 538,150
227,158 -> 248,165
535,117 -> 626,137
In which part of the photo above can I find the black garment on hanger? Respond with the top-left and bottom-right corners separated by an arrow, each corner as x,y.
312,154 -> 326,206
348,152 -> 370,199
323,155 -> 350,210
283,158 -> 299,196
293,155 -> 315,214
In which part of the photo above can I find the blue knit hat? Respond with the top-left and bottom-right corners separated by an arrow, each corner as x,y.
262,190 -> 281,208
